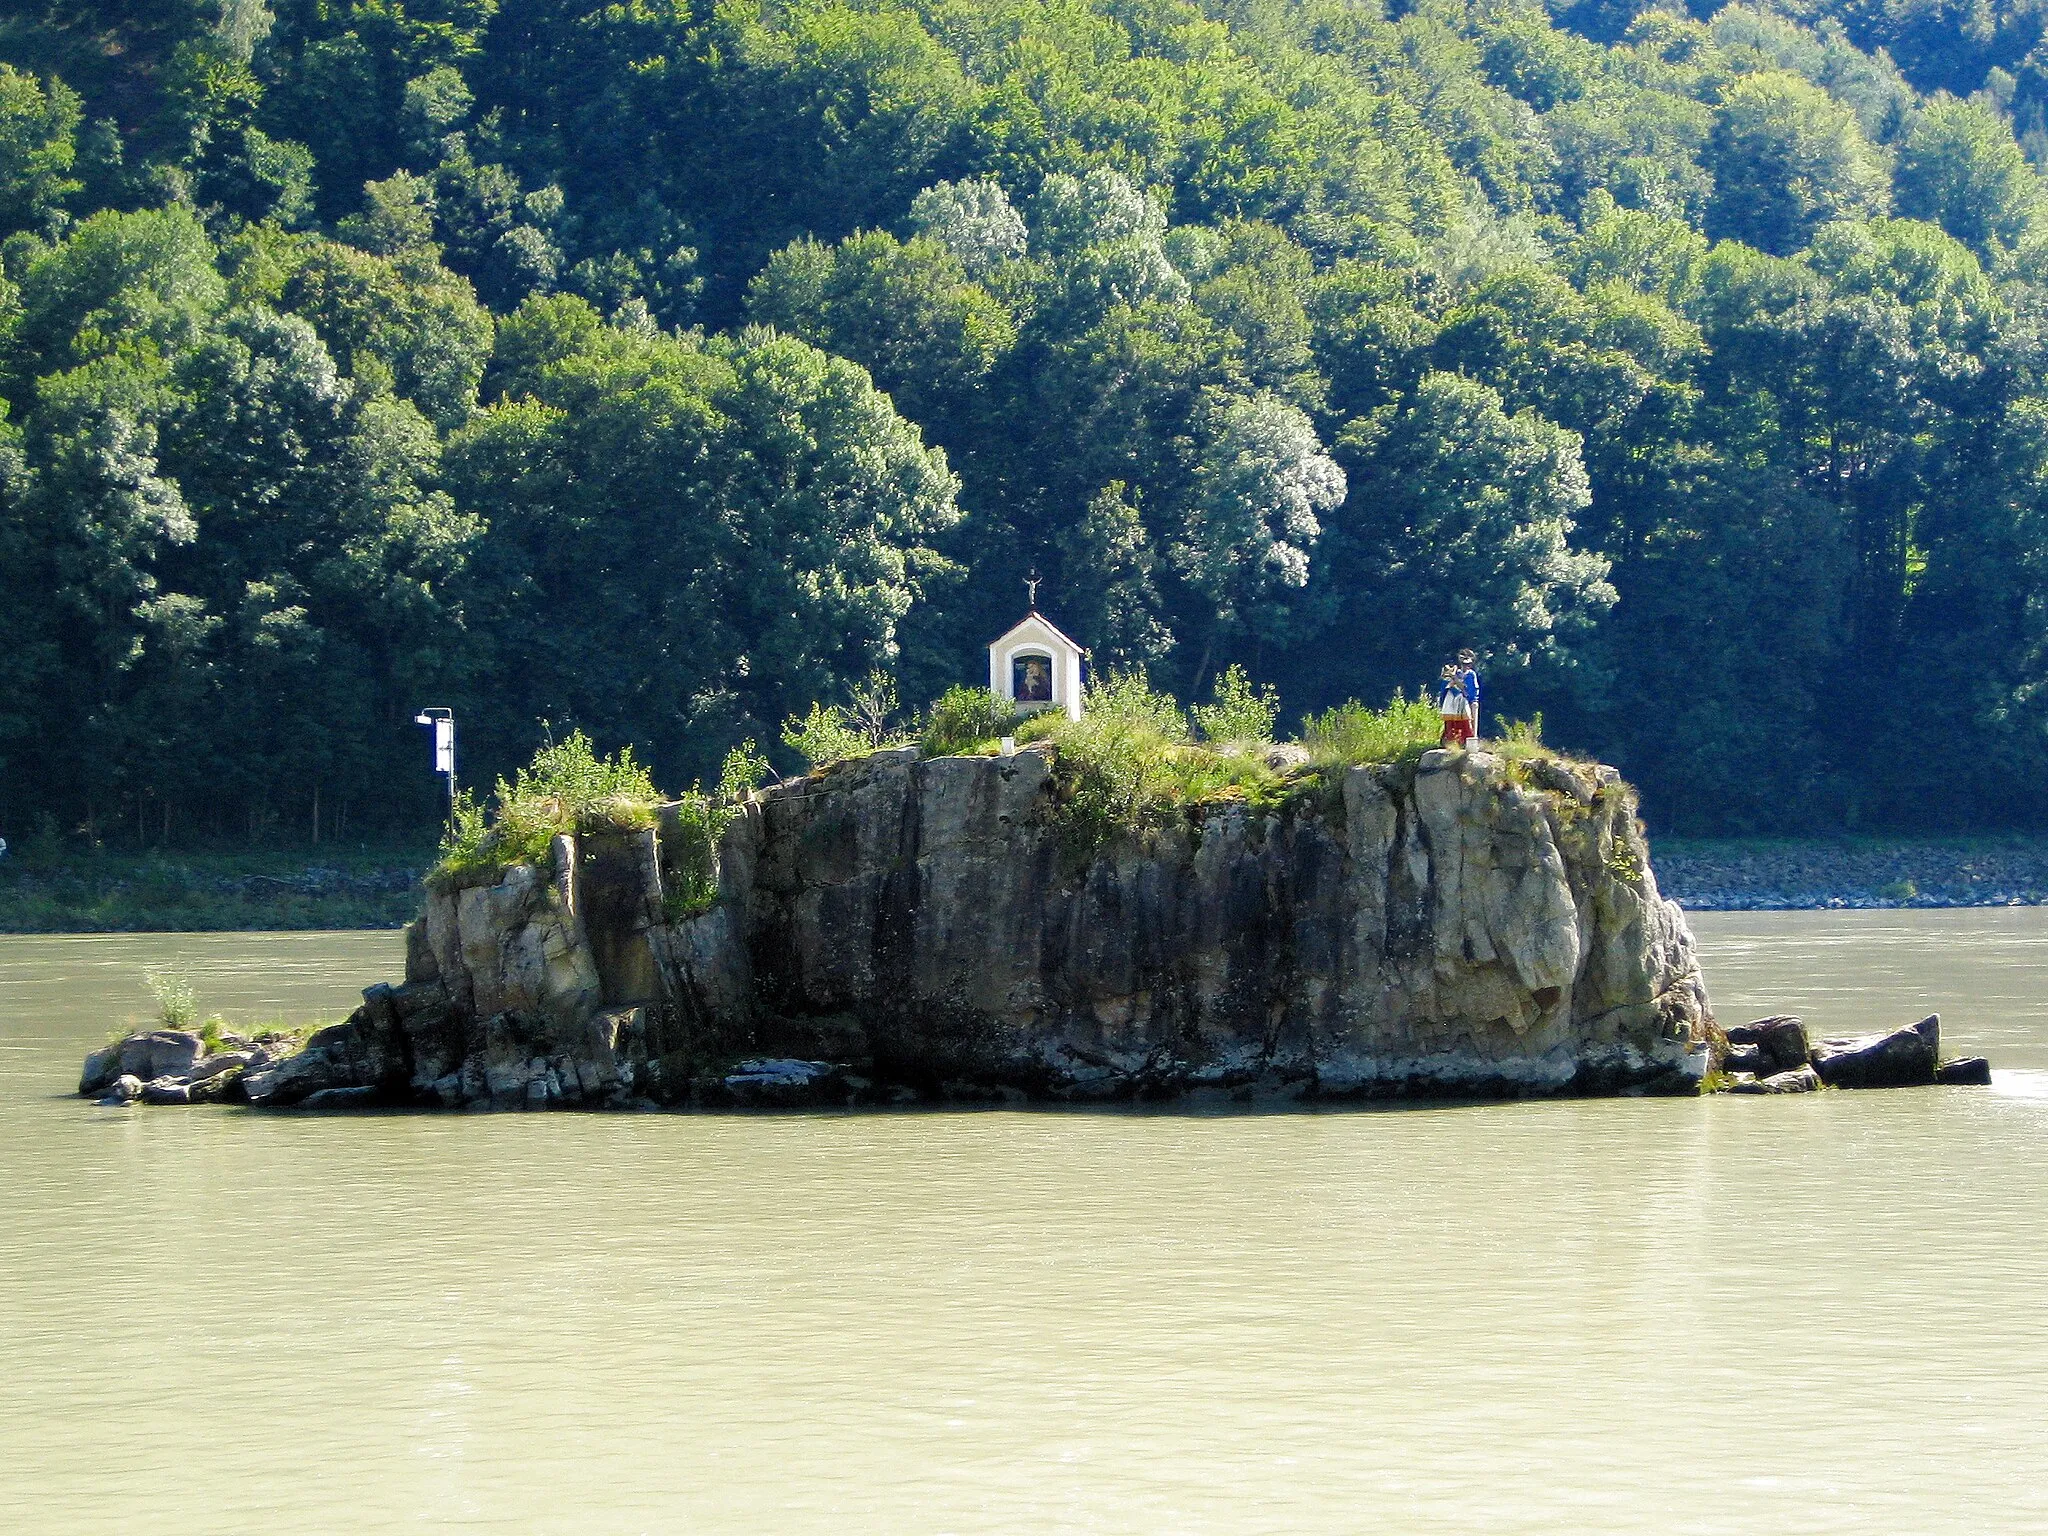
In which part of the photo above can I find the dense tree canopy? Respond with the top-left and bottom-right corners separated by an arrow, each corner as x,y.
6,0 -> 2048,842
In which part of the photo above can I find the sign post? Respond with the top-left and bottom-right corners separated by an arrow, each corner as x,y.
413,707 -> 457,819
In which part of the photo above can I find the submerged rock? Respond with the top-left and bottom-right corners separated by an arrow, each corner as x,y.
1810,1015 -> 1940,1089
701,1059 -> 855,1109
299,1085 -> 379,1110
81,748 -> 1719,1110
1725,1064 -> 1820,1094
1935,1056 -> 1993,1086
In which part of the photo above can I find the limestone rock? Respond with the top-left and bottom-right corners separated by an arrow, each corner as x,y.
82,747 -> 1720,1110
80,1030 -> 204,1095
1936,1056 -> 1992,1086
404,917 -> 440,985
1810,1015 -> 1939,1089
240,1005 -> 411,1108
186,1069 -> 242,1104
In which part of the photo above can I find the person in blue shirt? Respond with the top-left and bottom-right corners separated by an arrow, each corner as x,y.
1457,650 -> 1480,740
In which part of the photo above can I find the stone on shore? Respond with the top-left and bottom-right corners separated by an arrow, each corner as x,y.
1723,1042 -> 1768,1075
1810,1015 -> 1939,1089
1724,1015 -> 1809,1073
188,1050 -> 253,1083
1935,1056 -> 1993,1086
79,1030 -> 204,1095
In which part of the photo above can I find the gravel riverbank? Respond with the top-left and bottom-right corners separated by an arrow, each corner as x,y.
1654,836 -> 2048,910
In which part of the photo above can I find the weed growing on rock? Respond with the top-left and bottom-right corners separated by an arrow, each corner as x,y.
125,971 -> 239,1050
661,742 -> 769,920
1301,693 -> 1442,771
1606,833 -> 1644,885
1492,713 -> 1545,750
781,703 -> 868,769
142,967 -> 198,1031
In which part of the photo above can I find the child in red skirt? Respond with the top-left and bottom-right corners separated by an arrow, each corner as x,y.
1438,663 -> 1473,748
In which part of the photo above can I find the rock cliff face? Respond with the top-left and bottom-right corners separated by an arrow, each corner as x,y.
218,745 -> 1716,1109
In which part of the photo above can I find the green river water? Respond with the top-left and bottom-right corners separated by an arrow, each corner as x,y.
2,911 -> 2045,1534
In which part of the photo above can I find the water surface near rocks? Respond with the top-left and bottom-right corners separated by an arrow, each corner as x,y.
3,916 -> 2046,1535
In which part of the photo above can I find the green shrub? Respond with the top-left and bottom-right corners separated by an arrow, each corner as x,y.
142,967 -> 198,1031
662,793 -> 722,918
1302,692 -> 1443,769
781,702 -> 867,768
22,810 -> 65,865
718,739 -> 771,802
781,670 -> 910,767
1606,834 -> 1643,884
1191,664 -> 1280,745
1023,668 -> 1188,742
920,684 -> 1018,757
439,788 -> 488,873
136,859 -> 191,904
432,728 -> 661,883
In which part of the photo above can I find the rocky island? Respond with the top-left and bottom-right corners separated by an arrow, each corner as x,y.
85,742 -> 1731,1108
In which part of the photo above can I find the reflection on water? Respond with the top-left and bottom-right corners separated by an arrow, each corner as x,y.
2,918 -> 2046,1534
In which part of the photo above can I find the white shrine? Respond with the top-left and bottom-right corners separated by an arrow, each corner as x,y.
988,580 -> 1085,720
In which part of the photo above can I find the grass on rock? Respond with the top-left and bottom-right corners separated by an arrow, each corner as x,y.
435,677 -> 1578,895
433,728 -> 664,885
433,729 -> 770,903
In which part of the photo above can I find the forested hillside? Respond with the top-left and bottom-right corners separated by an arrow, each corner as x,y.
5,0 -> 2048,844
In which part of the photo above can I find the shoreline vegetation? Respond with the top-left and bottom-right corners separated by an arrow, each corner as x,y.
0,846 -> 428,933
